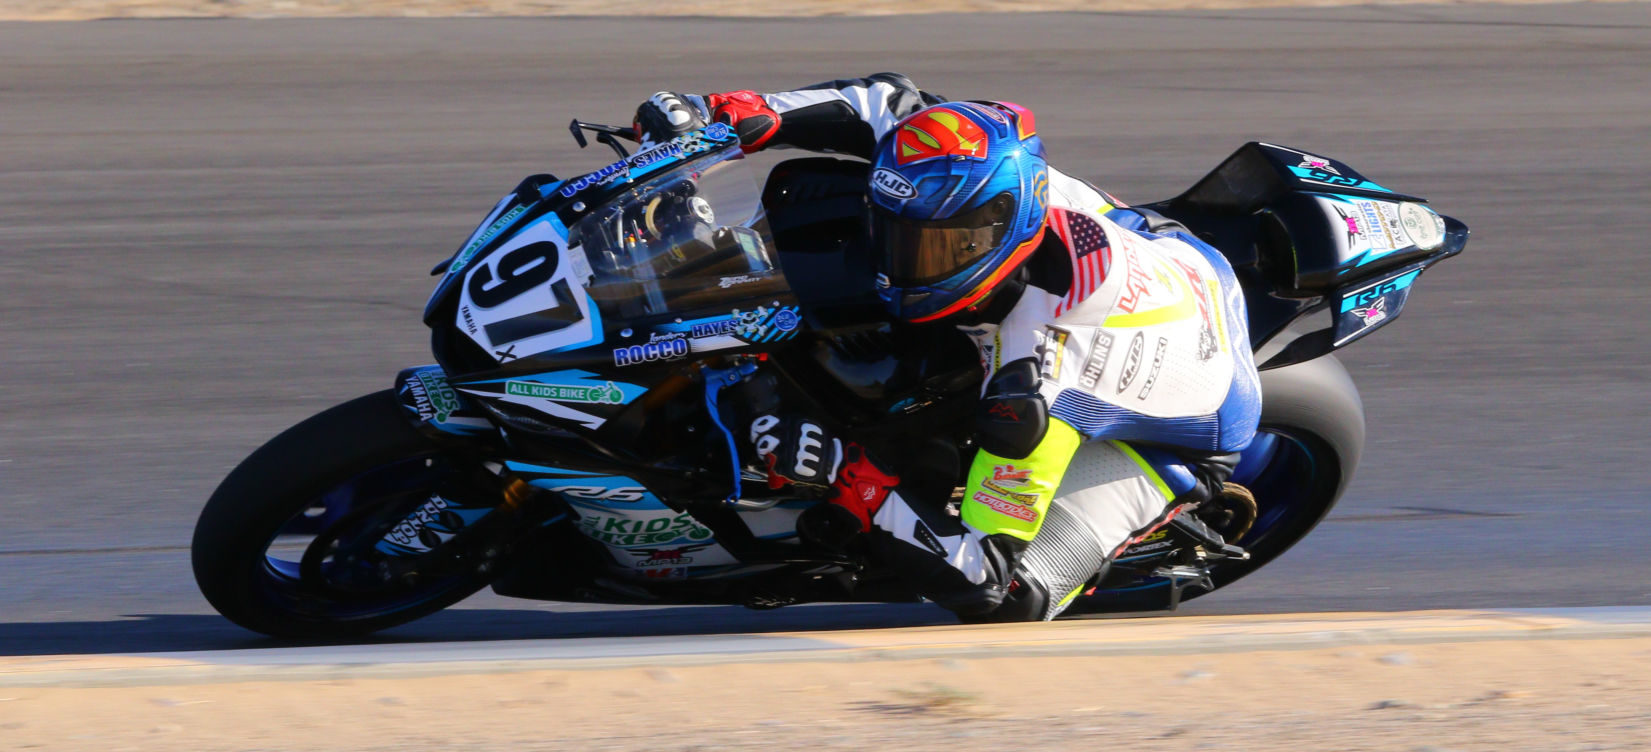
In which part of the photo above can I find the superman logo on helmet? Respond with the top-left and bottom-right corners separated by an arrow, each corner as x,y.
869,100 -> 1051,324
896,107 -> 990,165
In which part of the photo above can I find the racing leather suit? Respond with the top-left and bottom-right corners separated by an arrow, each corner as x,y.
653,73 -> 1263,619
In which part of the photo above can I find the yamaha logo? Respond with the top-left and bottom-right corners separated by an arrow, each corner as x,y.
871,168 -> 917,200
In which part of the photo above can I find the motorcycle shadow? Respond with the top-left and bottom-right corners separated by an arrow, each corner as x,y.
0,602 -> 956,657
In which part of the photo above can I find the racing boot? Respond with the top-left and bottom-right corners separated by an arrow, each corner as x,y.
790,446 -> 1014,615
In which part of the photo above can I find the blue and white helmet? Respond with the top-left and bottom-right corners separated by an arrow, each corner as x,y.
867,101 -> 1050,323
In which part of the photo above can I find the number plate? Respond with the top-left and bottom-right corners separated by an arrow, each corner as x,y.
456,219 -> 601,362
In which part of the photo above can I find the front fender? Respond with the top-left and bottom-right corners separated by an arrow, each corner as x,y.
394,366 -> 497,441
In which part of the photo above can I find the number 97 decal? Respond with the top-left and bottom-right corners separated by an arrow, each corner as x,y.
458,219 -> 602,362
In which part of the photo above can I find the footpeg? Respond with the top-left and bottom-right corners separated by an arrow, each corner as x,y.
1150,511 -> 1248,610
1168,512 -> 1250,561
1153,563 -> 1216,610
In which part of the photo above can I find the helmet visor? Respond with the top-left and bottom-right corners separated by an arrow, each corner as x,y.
871,194 -> 1015,288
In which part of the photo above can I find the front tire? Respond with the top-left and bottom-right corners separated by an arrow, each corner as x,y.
192,390 -> 493,639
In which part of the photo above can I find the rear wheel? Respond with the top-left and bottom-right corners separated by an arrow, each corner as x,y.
191,390 -> 498,638
1068,355 -> 1365,614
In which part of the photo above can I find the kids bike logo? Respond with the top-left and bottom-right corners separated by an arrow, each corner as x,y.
505,380 -> 626,405
408,370 -> 463,423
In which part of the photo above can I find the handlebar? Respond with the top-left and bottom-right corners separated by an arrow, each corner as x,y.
569,119 -> 640,160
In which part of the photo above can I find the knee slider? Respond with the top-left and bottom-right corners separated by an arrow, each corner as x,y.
975,358 -> 1048,460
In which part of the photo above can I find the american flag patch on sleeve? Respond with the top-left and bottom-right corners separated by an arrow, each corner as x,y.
1051,209 -> 1112,316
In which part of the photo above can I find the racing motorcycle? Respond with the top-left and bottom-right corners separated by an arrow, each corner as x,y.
191,119 -> 1468,637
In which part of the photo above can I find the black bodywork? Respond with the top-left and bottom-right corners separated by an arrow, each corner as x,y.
403,139 -> 1467,609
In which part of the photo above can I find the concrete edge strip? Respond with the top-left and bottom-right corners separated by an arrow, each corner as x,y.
5,609 -> 1651,688
3,0 -> 1638,23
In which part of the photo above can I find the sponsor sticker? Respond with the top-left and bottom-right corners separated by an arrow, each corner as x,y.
558,142 -> 687,198
672,305 -> 802,346
557,159 -> 631,198
1399,202 -> 1445,250
703,121 -> 734,141
1041,327 -> 1069,381
505,379 -> 627,405
1298,155 -> 1340,175
381,494 -> 453,553
690,318 -> 740,338
450,204 -> 528,273
981,480 -> 1038,506
1079,331 -> 1113,391
1352,297 -> 1389,327
544,484 -> 647,502
1116,332 -> 1145,393
973,492 -> 1037,522
576,510 -> 713,547
992,465 -> 1033,484
719,274 -> 757,289
1343,279 -> 1403,313
1356,201 -> 1398,250
871,167 -> 918,200
1334,204 -> 1363,246
628,542 -> 713,567
1137,337 -> 1169,400
410,370 -> 463,423
613,334 -> 689,366
1114,245 -> 1154,314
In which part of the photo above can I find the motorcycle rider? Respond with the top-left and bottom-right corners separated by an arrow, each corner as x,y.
634,74 -> 1262,620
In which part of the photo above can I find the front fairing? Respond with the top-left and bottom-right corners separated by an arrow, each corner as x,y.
424,124 -> 801,369
424,174 -> 557,326
419,125 -> 812,439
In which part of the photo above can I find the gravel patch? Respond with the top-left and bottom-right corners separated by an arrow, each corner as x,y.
4,637 -> 1650,750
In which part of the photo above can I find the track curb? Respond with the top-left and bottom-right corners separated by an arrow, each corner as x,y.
4,607 -> 1650,688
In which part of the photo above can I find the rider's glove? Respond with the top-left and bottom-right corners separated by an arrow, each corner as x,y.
633,91 -> 707,148
702,90 -> 782,153
749,414 -> 845,490
634,90 -> 781,154
824,443 -> 901,532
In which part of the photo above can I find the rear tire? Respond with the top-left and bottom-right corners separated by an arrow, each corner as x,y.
1067,354 -> 1365,614
192,390 -> 493,639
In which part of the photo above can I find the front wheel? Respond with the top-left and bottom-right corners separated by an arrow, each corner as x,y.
191,390 -> 497,638
1069,354 -> 1366,614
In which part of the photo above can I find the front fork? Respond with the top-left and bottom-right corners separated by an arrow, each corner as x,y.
372,367 -> 568,582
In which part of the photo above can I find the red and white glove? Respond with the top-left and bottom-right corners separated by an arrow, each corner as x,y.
825,444 -> 901,533
750,415 -> 899,533
634,90 -> 781,154
702,90 -> 782,153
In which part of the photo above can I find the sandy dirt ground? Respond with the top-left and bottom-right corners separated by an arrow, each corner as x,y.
3,637 -> 1649,751
0,0 -> 1641,21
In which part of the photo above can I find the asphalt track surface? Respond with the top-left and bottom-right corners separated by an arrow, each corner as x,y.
1,2 -> 1649,656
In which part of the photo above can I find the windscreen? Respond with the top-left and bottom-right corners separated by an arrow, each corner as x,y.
567,144 -> 784,322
